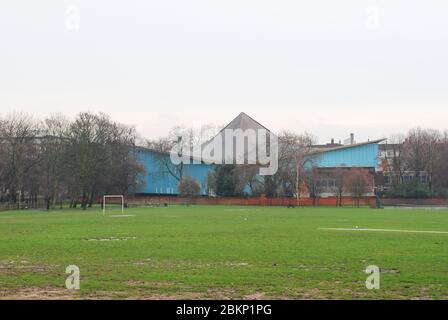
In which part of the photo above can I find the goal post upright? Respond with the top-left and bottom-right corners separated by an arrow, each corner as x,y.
103,195 -> 124,216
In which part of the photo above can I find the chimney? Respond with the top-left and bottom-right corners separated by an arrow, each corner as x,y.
350,133 -> 355,145
331,138 -> 334,145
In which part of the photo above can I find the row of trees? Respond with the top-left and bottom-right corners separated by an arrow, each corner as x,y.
305,168 -> 373,207
384,128 -> 448,198
0,112 -> 145,210
4,111 -> 442,210
159,125 -> 448,201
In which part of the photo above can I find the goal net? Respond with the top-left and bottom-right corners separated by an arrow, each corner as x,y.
103,195 -> 124,216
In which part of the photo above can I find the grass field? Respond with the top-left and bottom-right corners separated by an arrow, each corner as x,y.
0,205 -> 447,300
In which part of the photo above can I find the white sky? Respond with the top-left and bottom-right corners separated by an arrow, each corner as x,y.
1,1 -> 447,143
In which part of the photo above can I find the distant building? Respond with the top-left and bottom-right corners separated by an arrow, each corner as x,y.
135,114 -> 384,198
135,148 -> 212,196
301,136 -> 385,197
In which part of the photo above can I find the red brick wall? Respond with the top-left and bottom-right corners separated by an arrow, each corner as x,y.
124,195 -> 376,207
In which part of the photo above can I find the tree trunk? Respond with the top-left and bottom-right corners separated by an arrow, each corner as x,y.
88,187 -> 96,208
46,197 -> 51,211
81,189 -> 88,210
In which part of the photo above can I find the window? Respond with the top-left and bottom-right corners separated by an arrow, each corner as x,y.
317,179 -> 335,189
419,175 -> 429,184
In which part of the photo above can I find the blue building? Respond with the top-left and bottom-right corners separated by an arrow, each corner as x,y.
135,148 -> 213,195
305,140 -> 382,169
302,138 -> 384,197
134,113 -> 384,197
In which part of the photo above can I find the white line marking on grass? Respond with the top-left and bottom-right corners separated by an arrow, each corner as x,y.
318,228 -> 448,235
224,209 -> 260,212
87,236 -> 136,241
108,215 -> 135,218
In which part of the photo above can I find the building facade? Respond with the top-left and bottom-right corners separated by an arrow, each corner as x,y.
135,113 -> 384,198
301,139 -> 384,197
136,148 -> 212,196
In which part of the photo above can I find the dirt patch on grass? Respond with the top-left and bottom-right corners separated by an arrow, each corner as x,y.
380,268 -> 400,274
0,261 -> 56,276
244,292 -> 266,300
0,282 -> 436,300
125,281 -> 240,300
0,286 -> 239,300
126,280 -> 179,289
410,287 -> 434,300
0,286 -> 78,300
0,286 -> 418,300
226,262 -> 249,267
295,288 -> 324,300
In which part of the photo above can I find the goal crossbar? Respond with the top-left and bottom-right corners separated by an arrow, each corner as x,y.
103,195 -> 124,216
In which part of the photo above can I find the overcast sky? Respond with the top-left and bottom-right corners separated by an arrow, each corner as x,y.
1,1 -> 447,143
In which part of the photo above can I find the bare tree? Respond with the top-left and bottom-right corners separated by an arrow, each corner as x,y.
403,129 -> 426,180
304,168 -> 324,205
232,165 -> 263,196
0,112 -> 41,205
178,176 -> 201,205
383,135 -> 407,186
333,168 -> 347,207
40,114 -> 70,210
402,128 -> 441,192
147,124 -> 219,182
344,168 -> 373,207
0,111 -> 144,210
272,131 -> 315,198
66,112 -> 145,210
433,130 -> 448,196
147,136 -> 184,182
178,176 -> 201,196
422,129 -> 441,191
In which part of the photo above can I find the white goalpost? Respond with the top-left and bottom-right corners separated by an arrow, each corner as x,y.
103,195 -> 124,216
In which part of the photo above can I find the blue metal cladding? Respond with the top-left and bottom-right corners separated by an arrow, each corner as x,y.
135,143 -> 380,195
136,149 -> 213,195
306,143 -> 379,168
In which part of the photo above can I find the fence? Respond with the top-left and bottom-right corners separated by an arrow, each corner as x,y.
126,195 -> 377,207
10,196 -> 447,210
17,196 -> 446,211
0,198 -> 51,212
380,198 -> 448,207
0,203 -> 20,212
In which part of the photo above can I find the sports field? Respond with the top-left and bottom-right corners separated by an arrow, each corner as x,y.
0,205 -> 447,300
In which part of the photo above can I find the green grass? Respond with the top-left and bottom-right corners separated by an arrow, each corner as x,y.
0,205 -> 447,299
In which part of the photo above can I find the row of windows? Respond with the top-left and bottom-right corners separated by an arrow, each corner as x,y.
383,174 -> 429,185
317,180 -> 336,188
381,150 -> 400,158
155,187 -> 176,194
